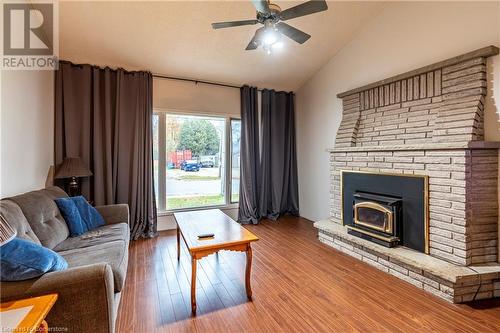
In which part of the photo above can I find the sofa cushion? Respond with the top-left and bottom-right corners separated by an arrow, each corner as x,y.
1,238 -> 68,281
9,187 -> 69,249
58,241 -> 128,292
0,200 -> 41,245
53,223 -> 129,252
71,196 -> 105,230
55,198 -> 86,237
57,227 -> 129,292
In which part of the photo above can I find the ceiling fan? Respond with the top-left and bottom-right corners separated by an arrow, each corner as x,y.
212,0 -> 328,54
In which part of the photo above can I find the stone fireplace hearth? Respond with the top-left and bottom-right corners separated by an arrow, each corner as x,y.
314,46 -> 500,303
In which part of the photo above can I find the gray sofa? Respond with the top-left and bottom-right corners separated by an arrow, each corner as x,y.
0,187 -> 129,333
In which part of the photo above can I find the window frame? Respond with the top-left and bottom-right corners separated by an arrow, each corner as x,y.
229,118 -> 241,204
153,108 -> 240,215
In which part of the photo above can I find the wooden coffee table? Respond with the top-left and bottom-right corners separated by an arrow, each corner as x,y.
174,209 -> 259,314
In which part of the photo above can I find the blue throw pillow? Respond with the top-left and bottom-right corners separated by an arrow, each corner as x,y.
0,238 -> 68,281
71,196 -> 105,230
55,197 -> 87,236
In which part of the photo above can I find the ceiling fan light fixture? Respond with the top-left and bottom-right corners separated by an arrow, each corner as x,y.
262,24 -> 279,46
262,37 -> 283,55
212,0 -> 328,52
271,40 -> 284,50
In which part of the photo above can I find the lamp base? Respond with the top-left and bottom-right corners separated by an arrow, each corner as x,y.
67,177 -> 80,197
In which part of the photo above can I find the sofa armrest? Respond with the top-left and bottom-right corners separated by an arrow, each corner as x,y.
95,204 -> 129,225
1,263 -> 115,333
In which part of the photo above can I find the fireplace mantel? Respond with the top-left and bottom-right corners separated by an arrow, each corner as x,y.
328,141 -> 500,153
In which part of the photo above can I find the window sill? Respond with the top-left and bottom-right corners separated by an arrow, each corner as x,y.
157,203 -> 239,217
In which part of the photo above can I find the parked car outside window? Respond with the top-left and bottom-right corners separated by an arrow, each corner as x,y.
184,160 -> 200,172
199,160 -> 214,168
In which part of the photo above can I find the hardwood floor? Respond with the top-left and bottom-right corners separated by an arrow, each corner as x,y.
116,216 -> 500,332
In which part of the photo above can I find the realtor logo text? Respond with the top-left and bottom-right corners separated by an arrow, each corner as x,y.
2,2 -> 58,70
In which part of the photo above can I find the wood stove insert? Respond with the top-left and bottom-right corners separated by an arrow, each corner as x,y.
350,192 -> 402,247
341,171 -> 428,253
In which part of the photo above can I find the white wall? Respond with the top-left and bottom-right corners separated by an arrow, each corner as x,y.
153,77 -> 240,116
296,1 -> 500,222
0,70 -> 54,198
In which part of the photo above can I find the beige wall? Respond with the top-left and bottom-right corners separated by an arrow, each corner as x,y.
296,1 -> 500,222
0,70 -> 54,198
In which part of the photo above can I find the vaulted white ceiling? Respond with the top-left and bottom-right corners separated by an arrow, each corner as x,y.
59,1 -> 385,91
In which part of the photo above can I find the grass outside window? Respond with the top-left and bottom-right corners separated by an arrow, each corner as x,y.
166,195 -> 225,210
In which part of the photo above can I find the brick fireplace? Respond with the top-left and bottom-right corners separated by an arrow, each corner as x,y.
314,46 -> 500,303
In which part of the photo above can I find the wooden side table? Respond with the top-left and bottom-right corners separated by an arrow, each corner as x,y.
1,294 -> 58,333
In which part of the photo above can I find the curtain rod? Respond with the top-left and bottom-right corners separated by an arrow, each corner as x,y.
153,74 -> 263,91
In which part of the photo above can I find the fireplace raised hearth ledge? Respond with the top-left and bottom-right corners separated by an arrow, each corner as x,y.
328,141 -> 500,153
314,220 -> 500,303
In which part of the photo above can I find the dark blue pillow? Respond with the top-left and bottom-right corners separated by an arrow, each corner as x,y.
55,197 -> 87,236
1,238 -> 68,281
71,196 -> 105,230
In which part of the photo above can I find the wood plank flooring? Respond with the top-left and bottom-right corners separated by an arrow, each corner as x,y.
116,216 -> 500,332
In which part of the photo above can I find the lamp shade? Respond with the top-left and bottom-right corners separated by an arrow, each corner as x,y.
0,215 -> 17,246
54,157 -> 93,179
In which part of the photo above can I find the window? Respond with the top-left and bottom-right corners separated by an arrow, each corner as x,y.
153,112 -> 241,211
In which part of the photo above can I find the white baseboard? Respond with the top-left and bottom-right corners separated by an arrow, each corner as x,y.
157,215 -> 177,230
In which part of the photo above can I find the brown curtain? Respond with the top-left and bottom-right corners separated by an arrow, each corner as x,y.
55,61 -> 157,240
258,89 -> 299,220
238,86 -> 260,224
238,87 -> 299,224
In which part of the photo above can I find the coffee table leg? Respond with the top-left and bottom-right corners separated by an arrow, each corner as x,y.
176,227 -> 180,261
245,244 -> 253,300
191,257 -> 197,314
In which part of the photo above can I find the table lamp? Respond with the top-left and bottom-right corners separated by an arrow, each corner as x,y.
54,157 -> 93,197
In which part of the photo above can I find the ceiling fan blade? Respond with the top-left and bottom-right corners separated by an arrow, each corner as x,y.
276,22 -> 311,44
251,0 -> 271,14
245,34 -> 259,51
212,19 -> 259,29
280,0 -> 328,21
